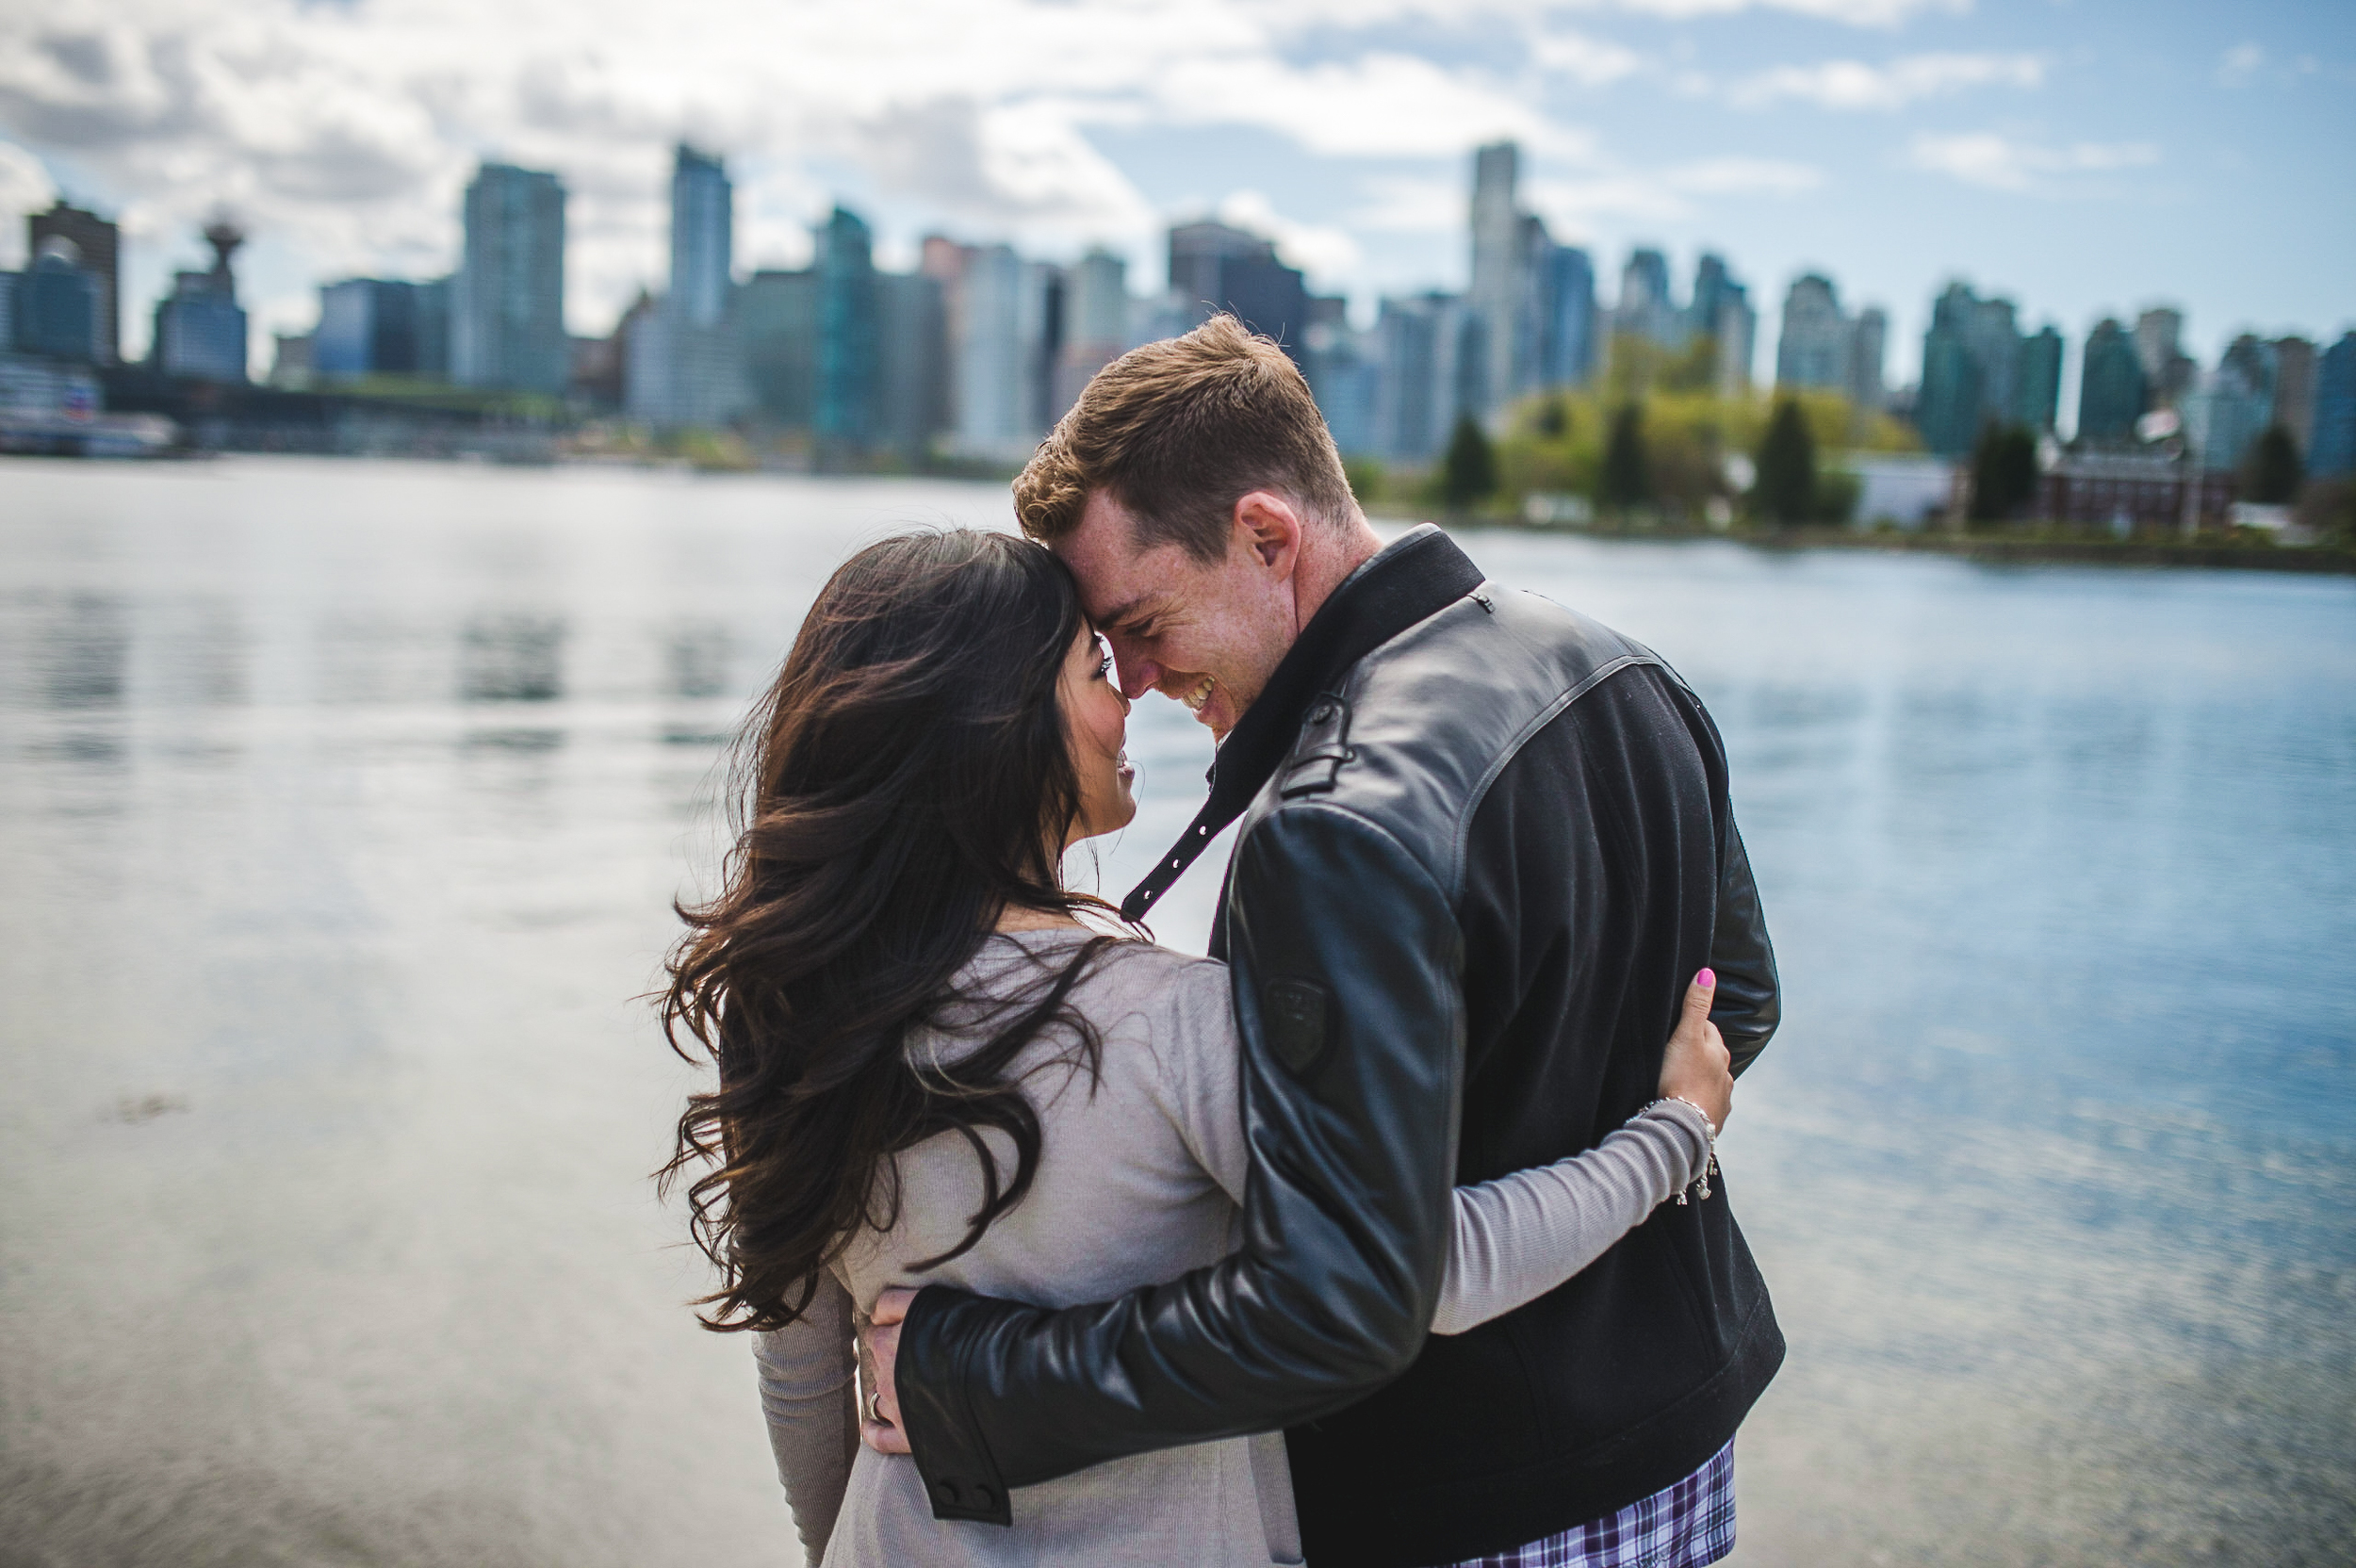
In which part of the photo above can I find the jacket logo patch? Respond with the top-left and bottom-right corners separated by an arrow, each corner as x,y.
1264,979 -> 1330,1073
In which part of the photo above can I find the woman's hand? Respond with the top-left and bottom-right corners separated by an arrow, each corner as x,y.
1657,968 -> 1732,1129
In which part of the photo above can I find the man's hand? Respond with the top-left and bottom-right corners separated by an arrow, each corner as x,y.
858,1286 -> 918,1455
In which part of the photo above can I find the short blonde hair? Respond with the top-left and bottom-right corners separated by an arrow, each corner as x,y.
1013,314 -> 1357,563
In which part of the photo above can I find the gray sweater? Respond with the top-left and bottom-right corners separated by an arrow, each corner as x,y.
751,931 -> 1710,1567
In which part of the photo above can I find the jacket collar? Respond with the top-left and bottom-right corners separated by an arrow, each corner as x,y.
1120,524 -> 1486,922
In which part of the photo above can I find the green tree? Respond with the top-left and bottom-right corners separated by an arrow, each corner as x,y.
2241,423 -> 2304,505
1752,398 -> 1816,526
1968,424 -> 2039,522
1440,415 -> 1497,511
1596,403 -> 1651,512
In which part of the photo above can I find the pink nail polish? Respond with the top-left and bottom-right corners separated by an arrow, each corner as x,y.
1697,968 -> 1715,988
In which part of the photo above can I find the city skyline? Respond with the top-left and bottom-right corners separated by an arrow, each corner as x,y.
0,0 -> 2348,387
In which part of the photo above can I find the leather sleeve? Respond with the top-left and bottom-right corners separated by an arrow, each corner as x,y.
894,805 -> 1464,1524
1709,815 -> 1779,1075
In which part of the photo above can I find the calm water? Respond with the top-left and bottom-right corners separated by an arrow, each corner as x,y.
2,457 -> 2350,1566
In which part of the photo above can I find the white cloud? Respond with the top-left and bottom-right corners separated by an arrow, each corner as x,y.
0,140 -> 57,267
1533,31 -> 1645,87
1906,132 -> 2159,191
1347,172 -> 1464,234
1148,51 -> 1565,159
1582,0 -> 1967,24
2218,43 -> 2264,88
1730,53 -> 2044,110
1663,156 -> 1824,194
1216,188 -> 1363,283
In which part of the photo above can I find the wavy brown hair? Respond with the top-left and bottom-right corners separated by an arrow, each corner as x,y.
660,529 -> 1129,1333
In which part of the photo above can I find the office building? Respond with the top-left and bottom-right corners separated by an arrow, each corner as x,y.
2180,356 -> 2271,472
876,270 -> 948,456
1305,305 -> 1380,458
2133,307 -> 2196,409
314,278 -> 426,379
1915,281 -> 2023,456
1373,290 -> 1475,464
1055,248 -> 1129,416
1168,220 -> 1309,366
152,220 -> 249,382
628,146 -> 750,429
27,201 -> 119,363
0,270 -> 13,353
2271,336 -> 2317,453
815,205 -> 878,448
2310,332 -> 2356,477
669,146 -> 731,331
1775,273 -> 1882,411
1467,142 -> 1520,416
2218,335 -> 2279,430
415,277 -> 451,380
1612,248 -> 1682,354
2076,318 -> 2146,446
740,269 -> 819,427
1691,253 -> 1756,395
2017,325 -> 2063,433
1543,245 -> 1597,388
453,162 -> 567,395
268,331 -> 313,389
944,242 -> 1039,459
12,241 -> 100,363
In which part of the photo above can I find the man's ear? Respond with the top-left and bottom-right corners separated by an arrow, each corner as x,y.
1234,491 -> 1303,579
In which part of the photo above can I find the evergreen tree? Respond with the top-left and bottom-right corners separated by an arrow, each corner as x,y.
1597,403 -> 1651,512
2241,424 -> 2304,505
1752,399 -> 1816,526
1968,423 -> 2039,522
1439,415 -> 1497,511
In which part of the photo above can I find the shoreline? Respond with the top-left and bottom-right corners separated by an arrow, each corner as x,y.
1432,520 -> 2356,577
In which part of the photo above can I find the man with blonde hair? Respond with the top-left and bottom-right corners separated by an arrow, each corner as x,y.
867,314 -> 1782,1568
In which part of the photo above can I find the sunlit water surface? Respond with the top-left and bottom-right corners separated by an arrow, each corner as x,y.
2,457 -> 2350,1566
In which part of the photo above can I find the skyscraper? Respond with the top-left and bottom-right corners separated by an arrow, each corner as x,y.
26,201 -> 117,363
669,146 -> 731,330
314,279 -> 425,378
12,241 -> 99,363
1543,246 -> 1597,388
2017,325 -> 2063,432
1467,142 -> 1521,418
814,205 -> 878,449
152,220 -> 249,382
1848,308 -> 1887,412
739,269 -> 819,427
876,270 -> 947,457
453,162 -> 567,395
2310,332 -> 2356,478
2133,307 -> 2196,409
1373,290 -> 1470,464
1775,275 -> 1848,391
1612,248 -> 1681,352
1915,281 -> 2023,456
948,242 -> 1040,459
1055,248 -> 1128,416
1167,220 -> 1308,365
2218,334 -> 2279,431
2076,318 -> 2146,445
2271,336 -> 2317,454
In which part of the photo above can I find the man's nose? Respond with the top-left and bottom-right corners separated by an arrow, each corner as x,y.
1115,655 -> 1161,702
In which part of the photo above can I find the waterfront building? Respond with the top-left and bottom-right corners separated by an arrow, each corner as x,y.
944,242 -> 1041,459
151,220 -> 249,382
1168,220 -> 1309,367
0,270 -> 12,353
2037,449 -> 2233,533
1543,245 -> 1597,387
2218,334 -> 2280,430
628,146 -> 750,429
2310,332 -> 2356,477
12,243 -> 100,363
1774,273 -> 1882,410
1373,290 -> 1472,464
2271,336 -> 2316,454
1915,280 -> 2023,456
1847,454 -> 1957,530
1467,141 -> 1521,417
1688,253 -> 1757,396
268,331 -> 313,389
2180,359 -> 2271,472
453,162 -> 567,396
314,279 -> 427,379
414,277 -> 451,381
2076,318 -> 2146,446
815,205 -> 879,449
1055,248 -> 1128,416
1304,307 -> 1380,457
2133,307 -> 2196,408
740,269 -> 818,427
1612,248 -> 1682,355
876,270 -> 948,457
2017,325 -> 2062,433
26,201 -> 117,363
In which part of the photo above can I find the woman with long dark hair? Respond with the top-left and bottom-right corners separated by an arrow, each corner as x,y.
661,529 -> 1732,1567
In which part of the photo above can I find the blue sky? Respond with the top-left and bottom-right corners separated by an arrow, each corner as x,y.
1,0 -> 2348,398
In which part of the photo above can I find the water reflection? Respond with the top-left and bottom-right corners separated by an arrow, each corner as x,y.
42,593 -> 129,709
665,623 -> 733,700
459,614 -> 565,703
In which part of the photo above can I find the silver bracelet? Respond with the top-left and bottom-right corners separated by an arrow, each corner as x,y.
1649,1097 -> 1719,1203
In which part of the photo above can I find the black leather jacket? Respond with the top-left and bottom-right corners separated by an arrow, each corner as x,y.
897,527 -> 1782,1564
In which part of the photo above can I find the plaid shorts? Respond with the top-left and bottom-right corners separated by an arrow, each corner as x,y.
1426,1441 -> 1736,1568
